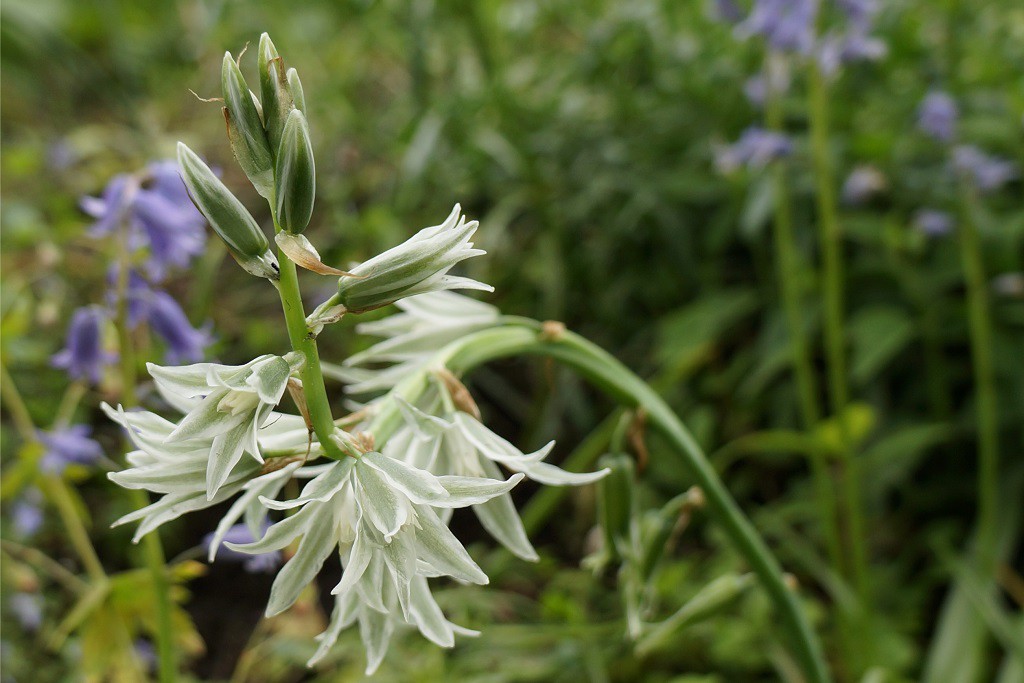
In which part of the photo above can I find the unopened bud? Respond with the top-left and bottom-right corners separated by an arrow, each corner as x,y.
274,109 -> 315,234
176,142 -> 279,279
287,68 -> 305,114
315,204 -> 491,318
222,52 -> 274,199
258,33 -> 296,158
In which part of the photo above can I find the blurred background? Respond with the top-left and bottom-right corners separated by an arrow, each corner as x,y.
1,0 -> 1022,681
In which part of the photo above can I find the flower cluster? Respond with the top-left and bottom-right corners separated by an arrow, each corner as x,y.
53,162 -> 214,384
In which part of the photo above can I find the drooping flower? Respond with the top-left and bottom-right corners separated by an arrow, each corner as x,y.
342,291 -> 501,395
841,166 -> 886,205
952,145 -> 1017,193
51,305 -> 115,385
308,205 -> 492,325
81,161 -> 206,281
38,425 -> 104,474
734,0 -> 818,55
913,209 -> 954,238
917,91 -> 958,143
122,273 -> 213,363
226,454 -> 523,673
711,0 -> 744,24
715,127 -> 793,173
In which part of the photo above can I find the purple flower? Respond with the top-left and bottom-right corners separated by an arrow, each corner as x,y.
38,425 -> 104,475
81,161 -> 206,281
12,488 -> 44,538
917,91 -> 958,142
817,28 -> 886,76
837,0 -> 878,24
952,145 -> 1017,193
203,523 -> 282,574
134,640 -> 157,671
735,0 -> 818,54
9,594 -> 43,632
122,273 -> 213,364
841,166 -> 886,205
913,209 -> 954,238
51,305 -> 115,385
715,127 -> 793,173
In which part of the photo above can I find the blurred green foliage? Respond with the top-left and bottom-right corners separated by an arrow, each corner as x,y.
2,0 -> 1023,681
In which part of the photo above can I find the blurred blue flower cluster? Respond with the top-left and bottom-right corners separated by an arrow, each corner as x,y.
51,161 -> 213,384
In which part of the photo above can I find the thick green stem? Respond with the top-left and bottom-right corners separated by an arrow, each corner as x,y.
765,91 -> 842,577
389,323 -> 832,683
807,64 -> 869,610
956,185 -> 999,568
275,252 -> 348,461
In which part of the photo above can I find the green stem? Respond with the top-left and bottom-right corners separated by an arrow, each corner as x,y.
765,90 -> 842,577
807,64 -> 869,609
40,477 -> 108,583
956,184 -> 999,568
275,249 -> 348,461
419,323 -> 831,683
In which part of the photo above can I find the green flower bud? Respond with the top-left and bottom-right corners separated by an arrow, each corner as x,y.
286,67 -> 305,114
176,142 -> 279,279
258,33 -> 295,159
274,109 -> 315,234
222,52 -> 274,199
596,453 -> 635,563
310,205 -> 491,322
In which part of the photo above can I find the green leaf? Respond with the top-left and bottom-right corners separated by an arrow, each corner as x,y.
849,305 -> 915,386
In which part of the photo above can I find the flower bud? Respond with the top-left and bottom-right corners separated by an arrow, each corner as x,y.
286,68 -> 305,114
222,52 -> 274,199
274,109 -> 315,234
176,142 -> 279,279
314,205 -> 491,319
258,33 -> 296,159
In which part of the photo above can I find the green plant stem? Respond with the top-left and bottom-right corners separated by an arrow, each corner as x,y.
40,477 -> 108,583
765,92 -> 842,578
806,64 -> 869,610
418,322 -> 831,683
274,248 -> 348,461
956,184 -> 999,568
115,213 -> 176,683
0,360 -> 36,440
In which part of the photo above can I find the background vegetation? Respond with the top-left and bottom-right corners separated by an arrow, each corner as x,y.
1,0 -> 1022,681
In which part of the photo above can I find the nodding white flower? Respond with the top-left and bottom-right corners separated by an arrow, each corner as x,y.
225,453 -> 523,673
308,205 -> 492,326
103,402 -> 309,542
341,291 -> 500,395
138,353 -> 305,498
389,389 -> 610,562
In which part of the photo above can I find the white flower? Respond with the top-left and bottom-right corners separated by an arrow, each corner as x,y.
308,205 -> 492,325
144,353 -> 304,498
389,391 -> 610,561
103,402 -> 309,542
341,291 -> 500,395
225,453 -> 523,673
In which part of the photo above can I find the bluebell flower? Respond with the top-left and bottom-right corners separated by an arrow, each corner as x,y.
12,488 -> 44,537
841,166 -> 886,205
715,127 -> 793,173
952,145 -> 1017,193
134,640 -> 157,671
203,523 -> 282,573
81,161 -> 206,281
121,273 -> 213,363
51,305 -> 115,384
917,92 -> 958,142
9,593 -> 43,632
735,0 -> 818,55
38,425 -> 104,475
913,209 -> 954,238
817,28 -> 886,76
